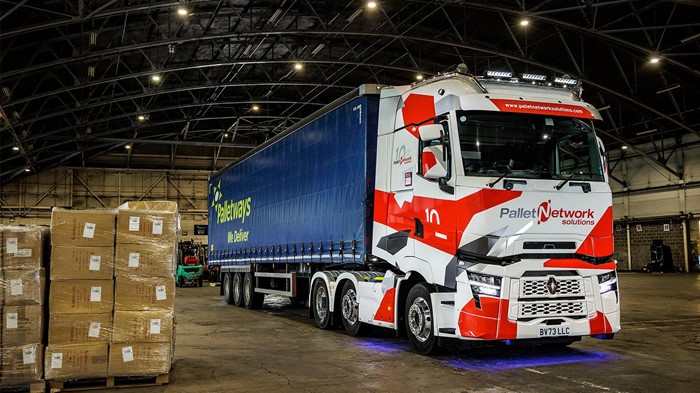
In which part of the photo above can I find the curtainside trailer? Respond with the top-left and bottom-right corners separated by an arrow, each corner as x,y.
208,67 -> 620,354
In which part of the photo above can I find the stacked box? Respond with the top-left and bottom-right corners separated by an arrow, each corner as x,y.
45,209 -> 116,380
0,225 -> 49,386
110,201 -> 178,377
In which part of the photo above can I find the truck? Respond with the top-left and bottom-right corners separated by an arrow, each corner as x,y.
208,66 -> 620,354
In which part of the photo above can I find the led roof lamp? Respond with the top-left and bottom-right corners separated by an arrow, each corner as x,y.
485,71 -> 513,78
520,73 -> 547,81
554,76 -> 578,85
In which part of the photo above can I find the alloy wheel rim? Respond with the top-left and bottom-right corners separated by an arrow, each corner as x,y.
408,297 -> 432,342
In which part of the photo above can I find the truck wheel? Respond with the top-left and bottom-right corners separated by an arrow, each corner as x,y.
243,272 -> 264,310
311,280 -> 332,329
232,272 -> 243,307
223,273 -> 235,305
405,283 -> 438,355
340,281 -> 369,336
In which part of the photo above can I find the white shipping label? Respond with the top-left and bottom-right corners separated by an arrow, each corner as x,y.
88,322 -> 102,338
83,222 -> 96,238
16,248 -> 32,257
122,346 -> 134,362
152,219 -> 164,235
7,312 -> 18,329
10,279 -> 23,296
6,237 -> 18,253
90,286 -> 102,302
155,285 -> 167,301
22,348 -> 36,365
128,216 -> 140,231
149,318 -> 162,335
128,252 -> 140,267
89,255 -> 102,271
51,353 -> 63,369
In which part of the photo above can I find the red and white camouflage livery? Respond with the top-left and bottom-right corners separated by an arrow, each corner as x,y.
311,70 -> 620,354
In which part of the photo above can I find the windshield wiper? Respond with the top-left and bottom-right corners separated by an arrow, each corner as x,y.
488,169 -> 511,188
554,174 -> 575,190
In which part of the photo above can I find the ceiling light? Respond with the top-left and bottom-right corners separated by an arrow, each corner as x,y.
13,146 -> 20,151
649,57 -> 660,64
621,146 -> 628,150
137,115 -> 146,121
224,132 -> 229,138
520,19 -> 529,26
177,7 -> 188,16
252,105 -> 260,111
125,144 -> 132,150
367,1 -> 377,9
151,75 -> 162,82
416,75 -> 423,81
24,168 -> 31,172
656,83 -> 680,94
294,63 -> 303,70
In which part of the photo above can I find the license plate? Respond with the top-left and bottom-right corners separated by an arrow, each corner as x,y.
538,326 -> 571,337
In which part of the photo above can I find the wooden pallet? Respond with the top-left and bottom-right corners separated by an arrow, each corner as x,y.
48,373 -> 169,392
1,380 -> 47,393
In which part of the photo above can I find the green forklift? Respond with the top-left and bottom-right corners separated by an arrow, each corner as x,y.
176,241 -> 204,287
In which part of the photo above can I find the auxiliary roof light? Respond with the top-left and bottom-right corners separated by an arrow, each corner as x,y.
554,76 -> 578,85
416,75 -> 424,81
485,70 -> 513,78
621,146 -> 629,150
137,114 -> 146,121
520,73 -> 547,81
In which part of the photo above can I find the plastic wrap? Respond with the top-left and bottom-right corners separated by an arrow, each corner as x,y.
114,277 -> 175,311
44,343 -> 108,380
111,310 -> 174,343
50,208 -> 116,247
116,201 -> 179,245
2,305 -> 43,345
1,269 -> 45,306
0,225 -> 50,270
114,242 -> 175,280
49,280 -> 113,314
48,313 -> 112,344
0,343 -> 44,385
108,342 -> 172,377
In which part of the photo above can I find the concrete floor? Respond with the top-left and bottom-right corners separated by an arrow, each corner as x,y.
119,273 -> 699,393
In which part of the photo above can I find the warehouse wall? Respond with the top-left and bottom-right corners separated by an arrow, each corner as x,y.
0,168 -> 210,239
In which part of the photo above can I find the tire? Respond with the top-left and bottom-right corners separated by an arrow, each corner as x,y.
405,283 -> 438,355
311,280 -> 333,329
223,273 -> 235,305
243,272 -> 264,310
232,272 -> 243,307
340,281 -> 369,336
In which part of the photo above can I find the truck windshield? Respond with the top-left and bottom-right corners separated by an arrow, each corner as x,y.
456,111 -> 604,182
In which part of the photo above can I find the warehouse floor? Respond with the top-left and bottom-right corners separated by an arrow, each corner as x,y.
115,273 -> 698,393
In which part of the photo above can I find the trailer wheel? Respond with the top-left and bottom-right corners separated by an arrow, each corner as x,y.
405,283 -> 438,354
311,280 -> 332,329
340,281 -> 369,336
243,272 -> 264,310
232,272 -> 244,307
223,273 -> 235,305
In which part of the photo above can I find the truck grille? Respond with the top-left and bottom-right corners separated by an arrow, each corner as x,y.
520,278 -> 582,297
518,301 -> 586,319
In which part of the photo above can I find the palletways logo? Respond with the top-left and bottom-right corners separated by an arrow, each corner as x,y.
210,180 -> 252,225
499,200 -> 595,226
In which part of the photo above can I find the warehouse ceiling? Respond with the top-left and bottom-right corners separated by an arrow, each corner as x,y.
0,0 -> 698,185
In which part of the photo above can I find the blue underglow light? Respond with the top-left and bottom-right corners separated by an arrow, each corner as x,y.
353,338 -> 412,353
442,349 -> 617,371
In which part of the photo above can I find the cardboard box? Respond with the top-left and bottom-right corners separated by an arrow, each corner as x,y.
114,243 -> 175,279
116,201 -> 178,245
108,342 -> 172,377
112,310 -> 174,343
2,269 -> 45,306
49,280 -> 114,314
50,246 -> 115,280
49,313 -> 112,344
51,208 -> 116,247
44,343 -> 109,380
0,226 -> 49,270
2,305 -> 43,346
0,344 -> 43,385
114,277 -> 175,311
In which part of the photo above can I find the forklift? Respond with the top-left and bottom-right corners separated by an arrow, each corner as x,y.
176,241 -> 205,287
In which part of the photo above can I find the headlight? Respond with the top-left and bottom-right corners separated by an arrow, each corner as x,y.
467,272 -> 502,297
597,271 -> 618,294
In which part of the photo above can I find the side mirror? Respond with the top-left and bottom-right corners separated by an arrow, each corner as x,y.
418,124 -> 444,142
421,146 -> 448,179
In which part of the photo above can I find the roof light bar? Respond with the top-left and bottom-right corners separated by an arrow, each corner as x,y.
486,71 -> 513,78
554,76 -> 578,85
521,73 -> 547,81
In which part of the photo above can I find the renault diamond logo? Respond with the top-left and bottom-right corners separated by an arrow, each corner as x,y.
547,276 -> 559,295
